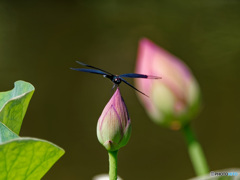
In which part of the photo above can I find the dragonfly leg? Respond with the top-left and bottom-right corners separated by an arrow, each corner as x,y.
109,84 -> 116,97
111,84 -> 116,91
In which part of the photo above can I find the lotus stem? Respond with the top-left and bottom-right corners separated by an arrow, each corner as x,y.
182,124 -> 209,176
108,150 -> 118,180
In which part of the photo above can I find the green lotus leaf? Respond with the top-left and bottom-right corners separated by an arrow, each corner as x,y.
0,80 -> 35,134
0,138 -> 65,180
0,122 -> 19,143
0,122 -> 64,180
0,81 -> 64,179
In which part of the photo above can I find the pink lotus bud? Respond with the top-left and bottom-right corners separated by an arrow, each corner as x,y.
97,88 -> 131,151
135,38 -> 201,130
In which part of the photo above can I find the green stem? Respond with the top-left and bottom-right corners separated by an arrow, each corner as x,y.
108,150 -> 118,180
182,124 -> 209,176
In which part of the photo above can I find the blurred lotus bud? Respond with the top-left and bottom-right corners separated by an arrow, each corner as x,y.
97,88 -> 131,151
135,38 -> 201,130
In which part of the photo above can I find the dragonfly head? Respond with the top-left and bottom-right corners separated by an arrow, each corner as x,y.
113,76 -> 122,85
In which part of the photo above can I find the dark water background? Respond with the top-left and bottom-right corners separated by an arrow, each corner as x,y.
0,1 -> 240,179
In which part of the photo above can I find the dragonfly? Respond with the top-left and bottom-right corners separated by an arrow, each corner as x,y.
71,61 -> 161,97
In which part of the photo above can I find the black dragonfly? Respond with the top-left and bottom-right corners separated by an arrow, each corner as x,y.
71,61 -> 161,97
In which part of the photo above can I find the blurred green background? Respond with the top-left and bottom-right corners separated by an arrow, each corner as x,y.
0,1 -> 240,179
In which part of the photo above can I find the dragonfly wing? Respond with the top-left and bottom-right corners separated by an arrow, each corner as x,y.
120,78 -> 149,97
75,61 -> 89,67
76,61 -> 113,75
70,68 -> 108,75
119,73 -> 161,79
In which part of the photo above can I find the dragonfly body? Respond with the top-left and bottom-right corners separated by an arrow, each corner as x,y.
103,75 -> 122,85
71,61 -> 161,97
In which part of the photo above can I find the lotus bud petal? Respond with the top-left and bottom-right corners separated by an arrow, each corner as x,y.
97,88 -> 131,151
135,38 -> 201,130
